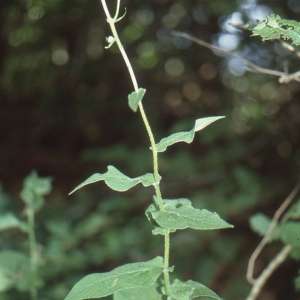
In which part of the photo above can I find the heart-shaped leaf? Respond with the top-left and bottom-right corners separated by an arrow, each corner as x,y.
128,88 -> 146,112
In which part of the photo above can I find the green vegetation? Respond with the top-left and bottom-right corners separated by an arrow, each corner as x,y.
1,0 -> 300,299
65,1 -> 231,298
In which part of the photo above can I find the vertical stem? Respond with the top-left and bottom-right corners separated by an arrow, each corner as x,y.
138,103 -> 164,211
27,208 -> 38,300
163,229 -> 171,295
100,0 -> 171,295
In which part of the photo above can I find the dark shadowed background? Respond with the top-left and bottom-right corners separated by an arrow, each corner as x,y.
1,0 -> 300,299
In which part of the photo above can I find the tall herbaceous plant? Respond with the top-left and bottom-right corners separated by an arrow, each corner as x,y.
65,1 -> 233,299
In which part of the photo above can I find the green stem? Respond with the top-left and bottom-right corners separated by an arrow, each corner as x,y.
138,103 -> 164,211
27,208 -> 38,300
100,0 -> 171,295
163,229 -> 171,295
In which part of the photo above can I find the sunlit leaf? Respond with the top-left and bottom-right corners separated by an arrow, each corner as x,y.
128,88 -> 146,112
169,279 -> 221,300
153,116 -> 225,152
69,165 -> 160,194
64,256 -> 164,300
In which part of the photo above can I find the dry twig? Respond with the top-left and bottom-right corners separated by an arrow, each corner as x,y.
172,31 -> 300,83
245,180 -> 300,300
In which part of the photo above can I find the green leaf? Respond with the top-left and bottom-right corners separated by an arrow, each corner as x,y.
128,88 -> 146,112
153,117 -> 225,152
252,14 -> 300,45
146,198 -> 232,234
0,250 -> 29,292
64,256 -> 164,300
249,213 -> 272,237
169,279 -> 221,300
280,221 -> 300,247
284,199 -> 300,220
20,170 -> 52,212
114,284 -> 163,300
69,165 -> 160,194
0,212 -> 28,232
290,248 -> 300,261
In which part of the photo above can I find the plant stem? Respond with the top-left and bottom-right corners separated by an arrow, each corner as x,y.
27,208 -> 38,300
100,0 -> 172,294
164,229 -> 171,295
138,103 -> 164,211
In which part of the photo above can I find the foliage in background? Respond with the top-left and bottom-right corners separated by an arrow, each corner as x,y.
0,171 -> 52,299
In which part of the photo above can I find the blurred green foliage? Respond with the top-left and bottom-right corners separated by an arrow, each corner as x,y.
1,0 -> 300,299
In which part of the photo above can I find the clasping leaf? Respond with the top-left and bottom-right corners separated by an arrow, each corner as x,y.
69,165 -> 160,194
153,116 -> 225,152
128,88 -> 146,112
64,256 -> 164,300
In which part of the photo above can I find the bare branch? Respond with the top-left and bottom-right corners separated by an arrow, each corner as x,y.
228,22 -> 251,31
246,244 -> 292,300
172,31 -> 300,83
246,180 -> 300,285
279,40 -> 300,59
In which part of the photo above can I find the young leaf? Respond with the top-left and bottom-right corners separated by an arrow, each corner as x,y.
69,165 -> 160,194
128,88 -> 146,112
20,170 -> 52,212
249,213 -> 272,237
64,256 -> 164,300
153,116 -> 225,152
169,279 -> 221,300
146,198 -> 232,234
114,284 -> 163,300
